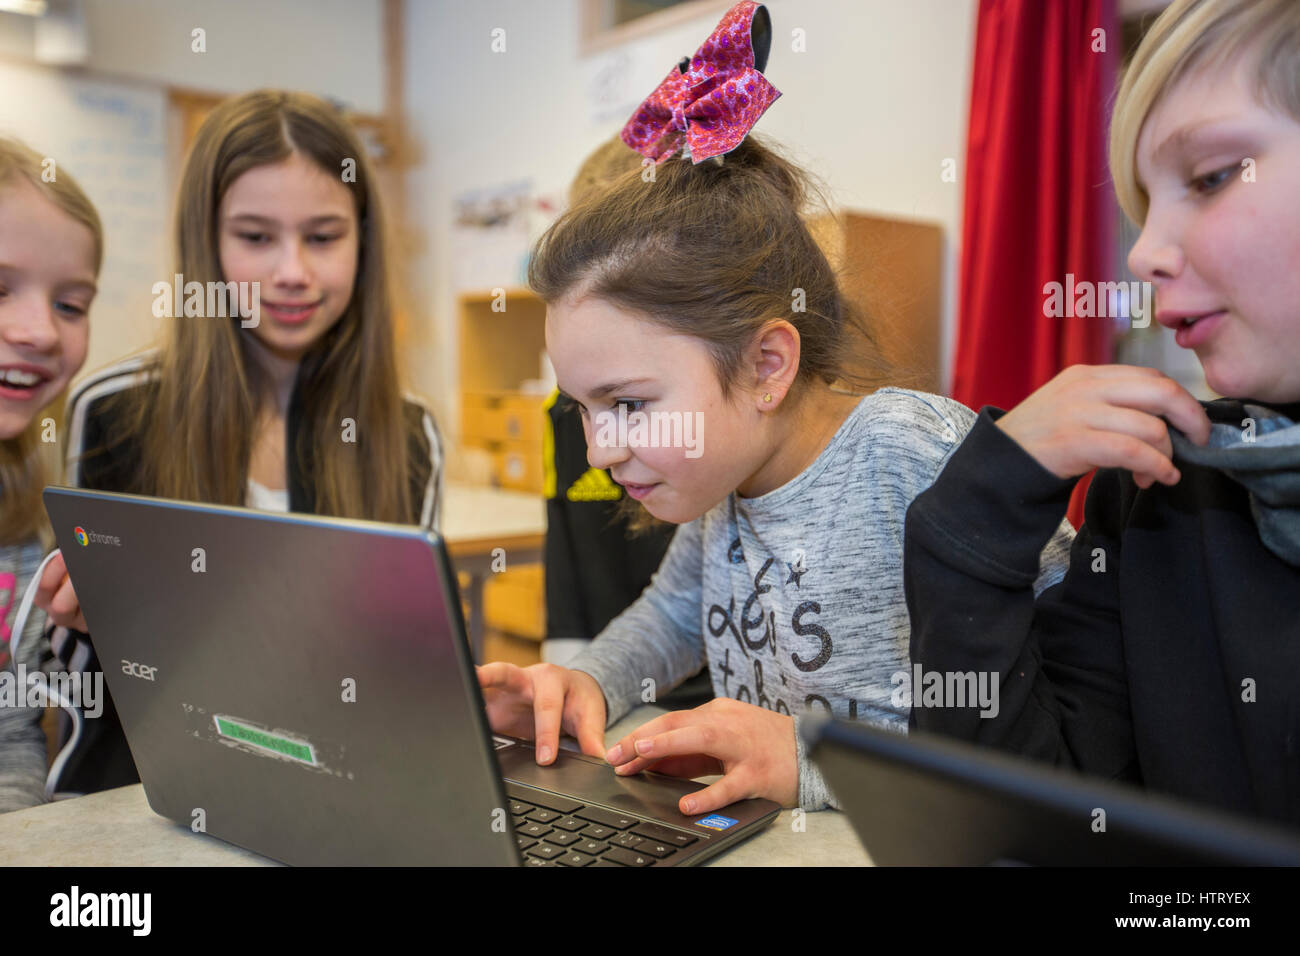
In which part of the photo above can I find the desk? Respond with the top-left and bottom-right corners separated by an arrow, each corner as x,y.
442,482 -> 546,663
0,706 -> 871,867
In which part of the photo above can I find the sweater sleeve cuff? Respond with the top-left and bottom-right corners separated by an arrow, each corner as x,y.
568,656 -> 636,729
907,406 -> 1078,587
793,714 -> 836,811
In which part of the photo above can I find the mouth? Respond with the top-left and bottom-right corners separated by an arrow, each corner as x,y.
261,299 -> 323,325
1155,308 -> 1225,330
1159,309 -> 1227,349
617,479 -> 660,501
0,364 -> 54,400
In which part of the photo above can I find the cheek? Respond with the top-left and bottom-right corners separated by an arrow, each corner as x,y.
324,239 -> 360,296
61,322 -> 90,374
217,237 -> 259,283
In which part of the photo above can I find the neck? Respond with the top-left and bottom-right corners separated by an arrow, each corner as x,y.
243,335 -> 300,415
736,386 -> 863,499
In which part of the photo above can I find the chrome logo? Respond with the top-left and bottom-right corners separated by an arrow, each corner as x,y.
74,527 -> 89,547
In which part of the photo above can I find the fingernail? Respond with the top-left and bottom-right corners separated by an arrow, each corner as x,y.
538,745 -> 551,763
605,745 -> 622,763
635,738 -> 653,756
683,798 -> 696,813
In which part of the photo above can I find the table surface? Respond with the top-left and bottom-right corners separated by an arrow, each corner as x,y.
441,482 -> 546,546
0,706 -> 872,867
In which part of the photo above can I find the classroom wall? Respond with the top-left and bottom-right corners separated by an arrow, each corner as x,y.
0,0 -> 385,378
0,0 -> 383,112
403,0 -> 978,451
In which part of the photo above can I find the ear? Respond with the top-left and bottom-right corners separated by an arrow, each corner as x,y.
746,320 -> 801,412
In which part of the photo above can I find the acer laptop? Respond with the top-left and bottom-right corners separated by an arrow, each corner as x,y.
44,487 -> 779,866
803,717 -> 1300,866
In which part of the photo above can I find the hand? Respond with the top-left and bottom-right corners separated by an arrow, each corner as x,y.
476,662 -> 607,765
996,365 -> 1212,490
604,698 -> 799,815
34,551 -> 88,633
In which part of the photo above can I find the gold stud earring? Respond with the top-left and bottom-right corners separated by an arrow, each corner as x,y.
763,393 -> 773,403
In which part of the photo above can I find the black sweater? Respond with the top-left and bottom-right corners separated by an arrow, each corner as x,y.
904,400 -> 1300,827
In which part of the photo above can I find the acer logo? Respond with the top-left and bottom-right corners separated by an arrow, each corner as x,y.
121,660 -> 157,681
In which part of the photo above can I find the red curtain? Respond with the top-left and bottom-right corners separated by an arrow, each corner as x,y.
952,0 -> 1118,528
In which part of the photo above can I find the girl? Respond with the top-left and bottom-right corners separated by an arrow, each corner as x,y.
0,137 -> 99,811
477,1 -> 1073,817
35,90 -> 444,794
904,0 -> 1300,826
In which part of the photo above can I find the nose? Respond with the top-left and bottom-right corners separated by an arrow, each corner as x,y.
1126,206 -> 1184,283
1,292 -> 61,353
272,237 -> 312,289
584,408 -> 631,471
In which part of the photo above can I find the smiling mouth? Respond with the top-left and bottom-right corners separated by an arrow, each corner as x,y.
0,366 -> 52,392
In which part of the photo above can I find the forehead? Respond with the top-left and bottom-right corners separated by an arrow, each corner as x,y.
1137,55 -> 1265,165
544,295 -> 707,396
220,152 -> 354,219
0,178 -> 96,279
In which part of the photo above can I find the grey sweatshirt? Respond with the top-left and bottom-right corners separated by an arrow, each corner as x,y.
0,537 -> 50,812
568,387 -> 1075,810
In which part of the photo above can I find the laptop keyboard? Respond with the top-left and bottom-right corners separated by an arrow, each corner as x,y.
505,782 -> 699,867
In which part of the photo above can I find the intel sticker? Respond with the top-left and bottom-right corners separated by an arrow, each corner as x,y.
694,813 -> 739,831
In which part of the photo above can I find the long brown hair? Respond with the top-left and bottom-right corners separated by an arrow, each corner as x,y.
102,90 -> 419,522
0,137 -> 102,546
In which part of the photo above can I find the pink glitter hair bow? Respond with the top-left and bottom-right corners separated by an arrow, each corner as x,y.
621,1 -> 781,165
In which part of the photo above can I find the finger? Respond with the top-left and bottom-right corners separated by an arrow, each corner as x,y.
1086,405 -> 1175,463
1085,428 -> 1181,485
679,770 -> 751,816
530,667 -> 568,765
1097,375 -> 1210,444
615,725 -> 718,776
51,577 -> 81,622
476,662 -> 531,698
572,704 -> 607,759
35,559 -> 66,607
604,712 -> 681,767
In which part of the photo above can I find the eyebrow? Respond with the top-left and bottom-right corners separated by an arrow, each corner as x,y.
558,378 -> 655,403
57,279 -> 98,296
0,264 -> 97,295
1151,117 -> 1255,169
225,213 -> 350,228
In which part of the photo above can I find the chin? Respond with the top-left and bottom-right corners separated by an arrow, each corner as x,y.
644,498 -> 709,525
1202,363 -> 1267,403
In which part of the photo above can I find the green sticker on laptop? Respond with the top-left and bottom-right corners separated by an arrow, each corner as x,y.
214,715 -> 316,766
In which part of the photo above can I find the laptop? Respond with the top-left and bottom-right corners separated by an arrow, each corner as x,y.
803,717 -> 1300,866
44,486 -> 780,866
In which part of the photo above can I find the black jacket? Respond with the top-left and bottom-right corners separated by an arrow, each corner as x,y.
904,399 -> 1300,826
48,354 -> 443,794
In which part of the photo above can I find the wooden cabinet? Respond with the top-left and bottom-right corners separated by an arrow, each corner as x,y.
809,211 -> 944,394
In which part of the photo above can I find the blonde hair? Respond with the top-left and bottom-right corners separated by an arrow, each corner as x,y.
1110,0 -> 1300,225
0,137 -> 102,545
93,90 -> 422,523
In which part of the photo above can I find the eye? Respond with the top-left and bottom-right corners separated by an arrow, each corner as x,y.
307,233 -> 342,244
238,232 -> 270,244
55,301 -> 87,317
615,399 -> 646,413
1189,164 -> 1237,195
